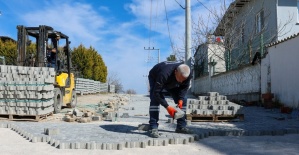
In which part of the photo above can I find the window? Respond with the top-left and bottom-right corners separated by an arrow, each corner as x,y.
256,10 -> 264,33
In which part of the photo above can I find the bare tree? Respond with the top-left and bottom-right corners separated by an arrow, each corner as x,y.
108,71 -> 123,93
125,89 -> 137,95
193,0 -> 294,74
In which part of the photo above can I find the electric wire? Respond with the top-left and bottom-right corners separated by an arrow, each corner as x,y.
164,0 -> 175,53
148,0 -> 153,48
196,0 -> 215,16
174,0 -> 185,9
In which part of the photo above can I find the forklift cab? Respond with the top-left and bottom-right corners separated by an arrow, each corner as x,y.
17,25 -> 71,74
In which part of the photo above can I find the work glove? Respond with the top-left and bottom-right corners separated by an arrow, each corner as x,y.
166,106 -> 177,118
177,100 -> 183,109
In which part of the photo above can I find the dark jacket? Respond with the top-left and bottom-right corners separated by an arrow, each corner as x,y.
148,61 -> 191,108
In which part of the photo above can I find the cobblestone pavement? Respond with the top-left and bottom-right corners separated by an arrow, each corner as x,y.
0,95 -> 298,150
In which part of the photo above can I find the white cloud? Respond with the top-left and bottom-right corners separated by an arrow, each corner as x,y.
22,2 -> 106,47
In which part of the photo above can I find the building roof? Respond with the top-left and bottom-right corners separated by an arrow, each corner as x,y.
214,0 -> 251,36
265,32 -> 299,48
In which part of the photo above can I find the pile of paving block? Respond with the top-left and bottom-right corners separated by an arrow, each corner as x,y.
0,65 -> 55,120
186,92 -> 244,122
64,94 -> 130,123
75,78 -> 114,95
63,107 -> 117,123
63,109 -> 102,123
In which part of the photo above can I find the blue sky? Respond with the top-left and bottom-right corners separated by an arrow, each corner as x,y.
0,0 -> 228,94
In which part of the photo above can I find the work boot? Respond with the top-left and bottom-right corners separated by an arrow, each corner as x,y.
175,127 -> 193,134
148,129 -> 160,138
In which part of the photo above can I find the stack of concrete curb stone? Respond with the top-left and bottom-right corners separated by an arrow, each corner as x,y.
75,78 -> 100,95
108,84 -> 115,93
0,65 -> 55,117
186,92 -> 243,120
75,78 -> 112,95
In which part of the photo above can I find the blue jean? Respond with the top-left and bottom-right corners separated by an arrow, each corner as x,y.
47,60 -> 56,69
148,77 -> 187,130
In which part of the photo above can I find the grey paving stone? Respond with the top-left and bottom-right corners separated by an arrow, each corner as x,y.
59,142 -> 66,149
44,128 -> 60,135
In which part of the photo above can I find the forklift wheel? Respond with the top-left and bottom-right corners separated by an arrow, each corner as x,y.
53,88 -> 62,114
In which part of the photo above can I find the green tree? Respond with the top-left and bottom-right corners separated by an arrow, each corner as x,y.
71,44 -> 107,82
166,55 -> 176,61
0,40 -> 17,65
0,39 -> 37,66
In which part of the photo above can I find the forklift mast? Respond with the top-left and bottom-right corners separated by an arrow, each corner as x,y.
16,25 -> 71,76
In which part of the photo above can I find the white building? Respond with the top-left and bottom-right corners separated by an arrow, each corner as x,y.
194,36 -> 226,79
262,33 -> 299,108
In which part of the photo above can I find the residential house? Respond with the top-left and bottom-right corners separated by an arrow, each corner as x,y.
214,0 -> 299,70
194,35 -> 226,78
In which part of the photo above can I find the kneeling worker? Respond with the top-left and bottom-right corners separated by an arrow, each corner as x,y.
148,61 -> 193,138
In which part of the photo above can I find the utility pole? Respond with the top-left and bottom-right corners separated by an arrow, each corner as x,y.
185,0 -> 191,67
144,47 -> 160,95
144,47 -> 160,64
185,0 -> 193,96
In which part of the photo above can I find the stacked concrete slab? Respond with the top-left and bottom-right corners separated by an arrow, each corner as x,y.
108,85 -> 115,93
186,92 -> 243,115
0,65 -> 55,116
75,78 -> 109,95
100,83 -> 108,93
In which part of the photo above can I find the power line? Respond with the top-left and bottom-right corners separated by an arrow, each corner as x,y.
164,0 -> 174,53
148,0 -> 153,48
153,0 -> 159,32
196,0 -> 214,15
174,0 -> 185,9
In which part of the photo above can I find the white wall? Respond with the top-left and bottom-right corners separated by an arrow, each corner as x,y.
268,36 -> 299,108
193,65 -> 261,101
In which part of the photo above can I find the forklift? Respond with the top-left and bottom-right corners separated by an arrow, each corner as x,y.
16,25 -> 77,113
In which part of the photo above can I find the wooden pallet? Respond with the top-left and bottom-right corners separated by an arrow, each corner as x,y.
214,114 -> 244,122
187,114 -> 244,122
186,114 -> 214,122
0,112 -> 53,122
